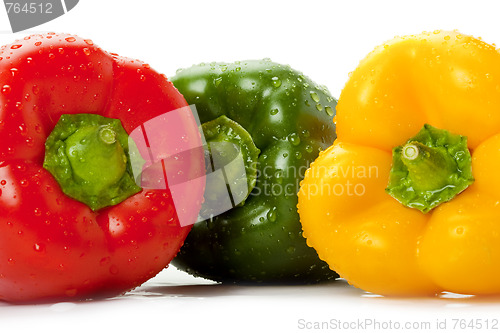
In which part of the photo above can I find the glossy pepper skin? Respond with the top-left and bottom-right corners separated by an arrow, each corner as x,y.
172,60 -> 339,282
298,30 -> 500,296
0,33 -> 204,302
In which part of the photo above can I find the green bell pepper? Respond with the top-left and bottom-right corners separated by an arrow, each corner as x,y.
171,59 -> 339,282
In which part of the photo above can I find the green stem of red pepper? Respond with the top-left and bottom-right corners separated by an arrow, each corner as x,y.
43,114 -> 141,211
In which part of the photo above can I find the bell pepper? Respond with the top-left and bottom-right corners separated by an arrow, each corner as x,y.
0,33 -> 204,302
298,30 -> 500,296
171,59 -> 339,282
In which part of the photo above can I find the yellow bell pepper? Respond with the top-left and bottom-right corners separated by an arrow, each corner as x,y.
298,30 -> 500,296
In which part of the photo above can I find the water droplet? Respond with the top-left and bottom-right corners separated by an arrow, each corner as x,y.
139,75 -> 146,82
34,41 -> 42,46
325,106 -> 334,116
275,170 -> 283,184
305,145 -> 313,153
214,77 -> 222,87
10,68 -> 18,77
0,180 -> 6,185
10,44 -> 22,49
33,243 -> 45,252
100,257 -> 111,266
31,85 -> 40,95
270,108 -> 279,115
83,48 -> 91,56
295,151 -> 302,159
310,91 -> 320,103
65,288 -> 77,297
316,103 -> 323,112
2,85 -> 12,95
65,37 -> 76,43
288,133 -> 301,146
84,39 -> 94,46
271,77 -> 282,88
48,53 -> 55,60
267,207 -> 277,222
34,208 -> 42,216
18,124 -> 27,135
456,227 -> 464,235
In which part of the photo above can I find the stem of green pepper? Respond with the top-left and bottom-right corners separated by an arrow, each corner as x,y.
43,114 -> 141,211
200,115 -> 260,216
386,124 -> 474,213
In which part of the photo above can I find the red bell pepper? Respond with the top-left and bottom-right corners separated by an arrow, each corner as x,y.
0,33 -> 204,303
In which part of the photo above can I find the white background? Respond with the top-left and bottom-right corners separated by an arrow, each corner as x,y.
2,1 -> 500,332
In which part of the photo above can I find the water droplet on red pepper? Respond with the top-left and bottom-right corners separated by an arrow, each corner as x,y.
10,44 -> 21,49
58,47 -> 64,54
33,243 -> 45,252
100,256 -> 111,266
83,48 -> 91,56
48,53 -> 55,60
34,41 -> 42,46
10,68 -> 18,76
65,288 -> 77,297
84,39 -> 94,45
1,85 -> 11,95
65,37 -> 76,43
109,265 -> 119,275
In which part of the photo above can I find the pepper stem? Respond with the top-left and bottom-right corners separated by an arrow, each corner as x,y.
400,141 -> 456,192
199,115 -> 260,218
99,125 -> 117,144
386,124 -> 474,213
43,114 -> 141,211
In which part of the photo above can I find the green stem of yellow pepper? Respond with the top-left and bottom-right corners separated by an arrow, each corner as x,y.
401,141 -> 455,192
386,124 -> 474,213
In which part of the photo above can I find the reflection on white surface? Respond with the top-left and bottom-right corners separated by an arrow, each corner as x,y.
2,267 -> 500,333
